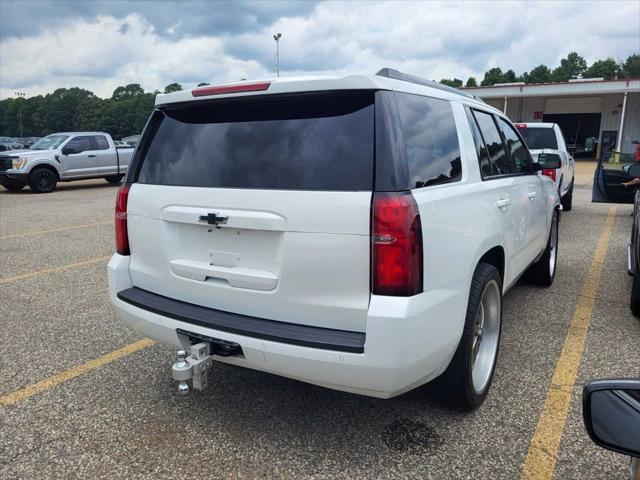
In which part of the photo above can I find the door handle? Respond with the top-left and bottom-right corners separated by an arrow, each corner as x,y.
528,192 -> 537,200
496,198 -> 511,210
88,154 -> 96,158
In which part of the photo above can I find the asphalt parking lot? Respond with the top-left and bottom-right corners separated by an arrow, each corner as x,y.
1,165 -> 639,480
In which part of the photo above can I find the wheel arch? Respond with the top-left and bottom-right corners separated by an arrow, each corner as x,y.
29,163 -> 60,180
477,246 -> 505,285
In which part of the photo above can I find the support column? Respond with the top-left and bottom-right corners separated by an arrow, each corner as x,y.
503,96 -> 508,115
617,91 -> 628,152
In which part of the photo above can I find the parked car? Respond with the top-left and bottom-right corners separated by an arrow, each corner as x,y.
0,132 -> 134,193
108,69 -> 561,409
592,156 -> 640,316
583,378 -> 640,480
0,136 -> 24,151
18,137 -> 41,148
516,122 -> 575,211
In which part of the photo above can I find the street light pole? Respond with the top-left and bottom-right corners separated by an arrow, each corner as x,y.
14,92 -> 25,139
273,33 -> 282,77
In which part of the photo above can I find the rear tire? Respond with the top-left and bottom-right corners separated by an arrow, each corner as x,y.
526,210 -> 559,286
28,167 -> 57,193
630,273 -> 640,317
440,263 -> 502,410
105,175 -> 124,184
561,179 -> 573,212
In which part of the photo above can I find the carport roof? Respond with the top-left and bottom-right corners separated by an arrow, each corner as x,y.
463,77 -> 640,99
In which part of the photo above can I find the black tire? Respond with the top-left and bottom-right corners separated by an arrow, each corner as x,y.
526,210 -> 559,286
561,179 -> 573,212
28,167 -> 57,193
630,272 -> 640,317
440,263 -> 502,410
1,182 -> 25,192
105,174 -> 124,184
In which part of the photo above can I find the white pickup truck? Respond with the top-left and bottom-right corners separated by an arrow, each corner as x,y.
0,132 -> 134,193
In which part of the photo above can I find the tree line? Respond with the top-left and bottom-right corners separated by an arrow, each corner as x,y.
0,82 -> 194,139
440,52 -> 640,88
1,52 -> 638,138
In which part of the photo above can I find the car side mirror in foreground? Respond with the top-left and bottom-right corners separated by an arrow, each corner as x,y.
583,379 -> 640,460
537,153 -> 562,170
626,163 -> 640,178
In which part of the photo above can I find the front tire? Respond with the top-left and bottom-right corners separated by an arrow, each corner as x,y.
526,210 -> 559,286
28,167 -> 57,193
440,263 -> 502,410
561,179 -> 573,212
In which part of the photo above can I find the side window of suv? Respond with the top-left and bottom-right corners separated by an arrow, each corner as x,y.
65,136 -> 92,154
472,110 -> 510,175
465,108 -> 496,178
395,92 -> 461,189
497,117 -> 531,173
93,135 -> 110,150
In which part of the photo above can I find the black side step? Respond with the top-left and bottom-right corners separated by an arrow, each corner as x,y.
117,287 -> 366,353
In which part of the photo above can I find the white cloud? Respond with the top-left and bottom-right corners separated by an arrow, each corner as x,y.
0,1 -> 638,99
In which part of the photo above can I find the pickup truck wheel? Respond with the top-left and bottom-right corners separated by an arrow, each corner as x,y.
105,175 -> 124,184
28,167 -> 57,193
630,273 -> 640,317
561,179 -> 573,212
440,263 -> 502,410
526,210 -> 559,286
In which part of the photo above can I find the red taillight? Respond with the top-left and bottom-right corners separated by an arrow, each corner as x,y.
372,192 -> 423,296
191,82 -> 271,97
542,169 -> 557,182
515,123 -> 527,129
115,184 -> 131,255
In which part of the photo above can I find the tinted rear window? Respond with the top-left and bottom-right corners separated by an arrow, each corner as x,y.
137,91 -> 374,190
518,126 -> 558,150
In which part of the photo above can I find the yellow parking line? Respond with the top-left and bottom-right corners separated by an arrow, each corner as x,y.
0,255 -> 111,285
0,221 -> 112,240
520,207 -> 617,480
0,338 -> 156,407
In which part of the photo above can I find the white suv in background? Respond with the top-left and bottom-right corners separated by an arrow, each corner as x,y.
516,122 -> 575,211
108,69 -> 561,410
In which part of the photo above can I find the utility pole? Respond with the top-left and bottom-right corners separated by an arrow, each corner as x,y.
14,92 -> 25,139
273,33 -> 282,77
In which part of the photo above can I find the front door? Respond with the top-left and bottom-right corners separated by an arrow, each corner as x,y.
60,136 -> 98,177
592,152 -> 638,204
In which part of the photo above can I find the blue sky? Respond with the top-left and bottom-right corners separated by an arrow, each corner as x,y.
1,0 -> 638,98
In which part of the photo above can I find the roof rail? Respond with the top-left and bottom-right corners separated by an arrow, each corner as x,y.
376,68 -> 485,103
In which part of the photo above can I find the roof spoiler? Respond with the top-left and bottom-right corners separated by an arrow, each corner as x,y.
376,68 -> 486,103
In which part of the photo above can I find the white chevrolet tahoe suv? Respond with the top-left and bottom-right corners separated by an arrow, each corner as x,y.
515,122 -> 575,212
108,69 -> 561,409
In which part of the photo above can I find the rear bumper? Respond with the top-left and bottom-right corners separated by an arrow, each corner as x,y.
108,254 -> 465,398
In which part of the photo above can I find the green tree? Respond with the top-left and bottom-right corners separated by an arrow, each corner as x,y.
583,58 -> 622,80
440,78 -> 463,88
465,77 -> 478,87
523,65 -> 552,83
551,52 -> 587,81
481,67 -> 504,86
622,54 -> 640,78
112,83 -> 145,101
503,69 -> 518,83
163,82 -> 183,93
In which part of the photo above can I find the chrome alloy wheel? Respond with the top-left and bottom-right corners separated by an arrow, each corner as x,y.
549,218 -> 558,277
471,279 -> 501,394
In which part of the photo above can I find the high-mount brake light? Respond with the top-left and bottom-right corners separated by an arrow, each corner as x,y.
115,184 -> 131,255
371,192 -> 423,296
191,82 -> 271,97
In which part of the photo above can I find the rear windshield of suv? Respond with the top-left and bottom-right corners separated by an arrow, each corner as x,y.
136,91 -> 374,190
518,126 -> 558,150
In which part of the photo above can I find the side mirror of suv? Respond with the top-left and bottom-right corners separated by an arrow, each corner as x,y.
537,153 -> 562,170
583,379 -> 640,470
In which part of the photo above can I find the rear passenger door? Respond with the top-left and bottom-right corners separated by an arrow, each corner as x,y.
60,136 -> 98,177
497,116 -> 546,257
469,109 -> 532,286
93,135 -> 117,175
